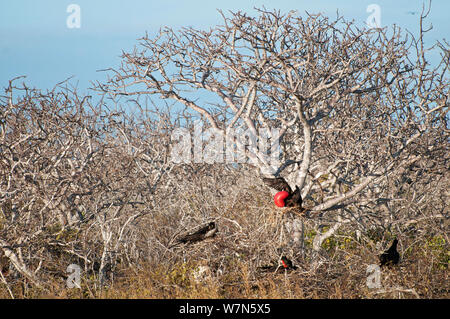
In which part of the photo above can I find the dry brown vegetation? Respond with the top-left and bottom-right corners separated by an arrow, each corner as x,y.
0,7 -> 448,299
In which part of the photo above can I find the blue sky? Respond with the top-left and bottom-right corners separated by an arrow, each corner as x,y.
0,0 -> 448,94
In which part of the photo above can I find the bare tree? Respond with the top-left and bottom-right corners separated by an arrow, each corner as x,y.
0,79 -> 176,290
0,80 -> 103,288
95,7 -> 448,255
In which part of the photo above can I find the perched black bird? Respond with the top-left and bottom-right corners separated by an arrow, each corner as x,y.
263,177 -> 303,208
379,239 -> 400,267
175,222 -> 217,245
280,256 -> 298,270
258,256 -> 298,273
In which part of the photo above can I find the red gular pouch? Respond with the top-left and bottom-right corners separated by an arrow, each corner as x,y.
274,191 -> 289,207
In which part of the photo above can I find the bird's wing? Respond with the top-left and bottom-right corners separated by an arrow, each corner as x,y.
177,223 -> 215,243
379,253 -> 388,265
262,177 -> 292,193
178,231 -> 206,243
286,187 -> 302,207
388,239 -> 398,252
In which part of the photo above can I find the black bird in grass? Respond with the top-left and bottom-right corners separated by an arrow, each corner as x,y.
379,239 -> 400,267
280,256 -> 297,270
262,177 -> 303,208
258,256 -> 298,273
174,221 -> 217,245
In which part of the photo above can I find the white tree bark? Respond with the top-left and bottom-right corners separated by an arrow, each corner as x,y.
0,239 -> 43,288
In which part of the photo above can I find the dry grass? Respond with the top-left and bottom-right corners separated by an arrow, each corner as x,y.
1,170 -> 448,299
0,168 -> 447,299
1,225 -> 447,299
